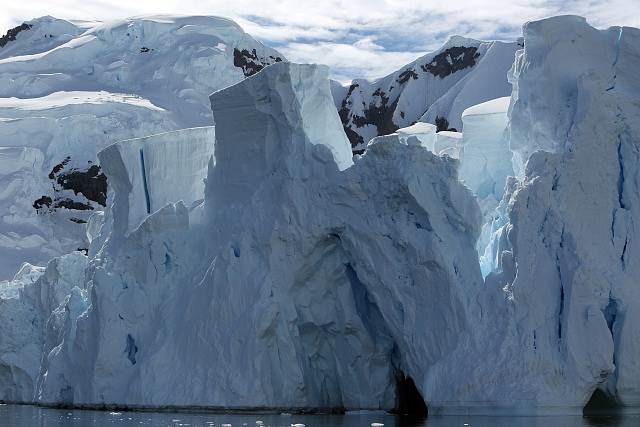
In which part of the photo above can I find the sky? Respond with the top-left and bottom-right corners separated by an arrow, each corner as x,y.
3,0 -> 639,82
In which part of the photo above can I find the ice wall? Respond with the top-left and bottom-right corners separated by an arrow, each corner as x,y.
36,62 -> 483,411
0,15 -> 638,417
491,16 -> 640,411
458,96 -> 513,199
427,16 -> 640,415
99,127 -> 215,237
434,131 -> 461,158
0,251 -> 87,402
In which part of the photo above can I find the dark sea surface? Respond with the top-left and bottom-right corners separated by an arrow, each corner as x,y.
1,405 -> 639,427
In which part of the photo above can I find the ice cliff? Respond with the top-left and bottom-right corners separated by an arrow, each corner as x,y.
427,15 -> 640,415
28,61 -> 482,411
0,14 -> 638,417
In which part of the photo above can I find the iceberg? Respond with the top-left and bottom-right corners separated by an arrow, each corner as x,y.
429,15 -> 640,415
34,62 -> 482,411
0,14 -> 638,418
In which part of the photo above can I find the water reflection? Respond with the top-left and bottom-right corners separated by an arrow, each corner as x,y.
0,404 -> 637,427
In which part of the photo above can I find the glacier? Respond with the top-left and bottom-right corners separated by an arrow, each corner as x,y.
426,15 -> 640,415
0,15 -> 284,280
33,61 -> 482,410
0,13 -> 638,418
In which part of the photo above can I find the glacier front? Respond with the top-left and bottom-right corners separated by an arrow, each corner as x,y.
0,14 -> 638,418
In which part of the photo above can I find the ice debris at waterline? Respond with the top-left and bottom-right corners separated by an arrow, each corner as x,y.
0,15 -> 638,417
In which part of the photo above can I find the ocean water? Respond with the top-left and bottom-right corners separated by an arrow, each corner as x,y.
0,405 -> 638,427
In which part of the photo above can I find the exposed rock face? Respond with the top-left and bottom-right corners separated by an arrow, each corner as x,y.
37,160 -> 108,210
420,41 -> 519,131
233,48 -> 283,77
0,23 -> 32,48
420,46 -> 479,78
334,37 -> 518,150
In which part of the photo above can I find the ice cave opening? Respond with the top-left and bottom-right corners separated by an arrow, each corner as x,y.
583,389 -> 620,416
393,372 -> 428,417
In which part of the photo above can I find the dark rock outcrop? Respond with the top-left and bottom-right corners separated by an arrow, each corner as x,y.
34,158 -> 107,214
55,164 -> 107,207
336,42 -> 484,152
33,196 -> 52,211
435,116 -> 457,132
351,89 -> 400,143
233,48 -> 283,77
0,23 -> 32,48
420,46 -> 480,78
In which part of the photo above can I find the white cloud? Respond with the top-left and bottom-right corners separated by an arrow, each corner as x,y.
2,0 -> 639,81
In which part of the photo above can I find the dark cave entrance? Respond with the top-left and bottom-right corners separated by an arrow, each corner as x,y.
583,388 -> 620,416
392,372 -> 428,417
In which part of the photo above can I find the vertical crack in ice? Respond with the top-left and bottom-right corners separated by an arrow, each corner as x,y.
606,27 -> 623,91
603,296 -> 619,391
556,248 -> 565,343
125,334 -> 138,365
558,281 -> 564,342
621,237 -> 628,270
616,135 -> 627,210
139,148 -> 151,214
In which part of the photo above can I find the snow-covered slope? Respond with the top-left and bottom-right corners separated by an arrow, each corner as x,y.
335,37 -> 518,151
0,15 -> 283,126
0,93 -> 175,280
420,41 -> 521,129
0,16 -> 82,60
0,15 -> 284,280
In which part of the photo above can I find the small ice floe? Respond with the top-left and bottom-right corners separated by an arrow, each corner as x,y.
290,424 -> 305,427
255,422 -> 264,425
222,424 -> 232,427
371,423 -> 384,427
